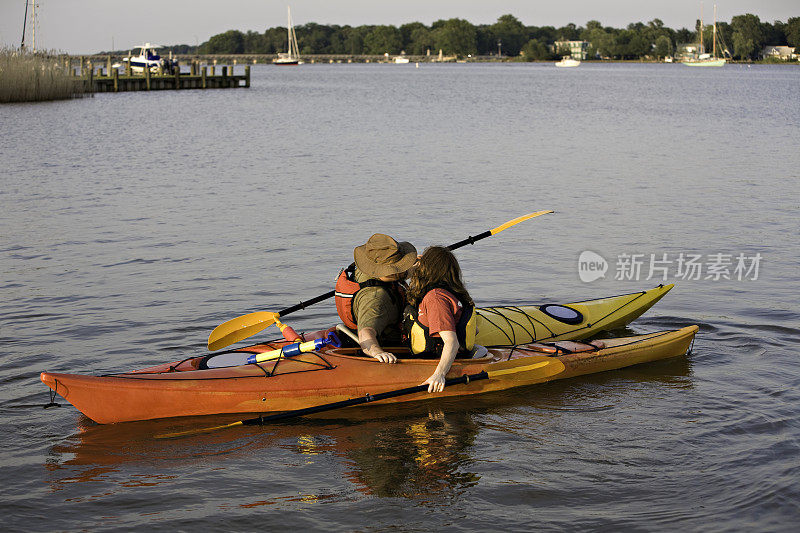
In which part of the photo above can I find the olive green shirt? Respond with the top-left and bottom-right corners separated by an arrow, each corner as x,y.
352,267 -> 404,344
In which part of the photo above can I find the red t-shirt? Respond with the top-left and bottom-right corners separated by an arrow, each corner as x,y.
417,288 -> 463,337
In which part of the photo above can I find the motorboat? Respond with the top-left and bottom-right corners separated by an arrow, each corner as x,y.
555,57 -> 580,68
122,43 -> 178,74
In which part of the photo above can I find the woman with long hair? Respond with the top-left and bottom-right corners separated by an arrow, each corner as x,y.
405,246 -> 476,393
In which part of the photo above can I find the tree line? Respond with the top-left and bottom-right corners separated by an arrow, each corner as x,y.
178,14 -> 800,61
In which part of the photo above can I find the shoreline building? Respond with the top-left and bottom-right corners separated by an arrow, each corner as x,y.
761,46 -> 796,61
553,40 -> 590,60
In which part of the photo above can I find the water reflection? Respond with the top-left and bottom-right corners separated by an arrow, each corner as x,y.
340,408 -> 481,497
45,403 -> 482,500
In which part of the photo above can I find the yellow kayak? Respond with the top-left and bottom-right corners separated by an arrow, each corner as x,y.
475,284 -> 674,346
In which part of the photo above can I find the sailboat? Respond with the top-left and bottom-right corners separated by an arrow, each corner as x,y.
274,6 -> 302,65
684,4 -> 726,66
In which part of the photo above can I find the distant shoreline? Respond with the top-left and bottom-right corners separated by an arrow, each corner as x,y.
75,53 -> 797,66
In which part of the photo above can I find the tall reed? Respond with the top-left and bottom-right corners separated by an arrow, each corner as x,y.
0,49 -> 84,103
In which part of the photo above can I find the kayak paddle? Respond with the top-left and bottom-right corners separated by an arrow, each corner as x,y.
205,331 -> 341,369
155,356 -> 565,438
207,210 -> 553,351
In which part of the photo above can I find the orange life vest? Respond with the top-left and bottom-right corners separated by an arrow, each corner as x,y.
334,263 -> 406,330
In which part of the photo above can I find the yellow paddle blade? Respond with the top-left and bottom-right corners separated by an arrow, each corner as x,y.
490,210 -> 554,236
207,311 -> 279,351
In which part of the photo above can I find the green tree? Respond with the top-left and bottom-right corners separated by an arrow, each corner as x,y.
787,17 -> 800,48
731,14 -> 764,59
491,14 -> 528,56
520,38 -> 550,61
341,26 -> 370,54
327,25 -> 346,54
557,23 -> 580,40
586,27 -> 616,58
201,30 -> 245,54
399,22 -> 424,52
363,25 -> 403,54
654,35 -> 672,58
475,25 -> 494,55
762,21 -> 787,46
401,22 -> 433,55
264,27 -> 287,54
732,32 -> 756,59
432,18 -> 477,56
584,20 -> 603,34
675,27 -> 694,45
530,25 -> 558,43
243,30 -> 265,53
297,23 -> 335,54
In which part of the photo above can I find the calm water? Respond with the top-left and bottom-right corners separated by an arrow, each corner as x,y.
2,62 -> 799,531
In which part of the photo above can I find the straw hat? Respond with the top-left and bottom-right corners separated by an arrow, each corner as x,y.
354,234 -> 417,278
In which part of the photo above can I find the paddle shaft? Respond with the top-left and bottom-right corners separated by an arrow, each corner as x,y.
278,290 -> 335,318
157,372 -> 489,438
242,371 -> 489,425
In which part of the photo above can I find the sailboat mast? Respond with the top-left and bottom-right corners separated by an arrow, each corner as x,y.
700,3 -> 705,55
287,6 -> 291,55
712,4 -> 717,58
32,0 -> 37,52
20,0 -> 29,49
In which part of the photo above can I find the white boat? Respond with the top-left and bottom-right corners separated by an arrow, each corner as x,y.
683,4 -> 726,67
275,6 -> 302,65
555,57 -> 580,68
122,43 -> 178,74
394,56 -> 410,64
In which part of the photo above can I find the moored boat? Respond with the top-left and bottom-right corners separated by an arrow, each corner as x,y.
122,43 -> 178,74
683,4 -> 727,67
274,6 -> 302,65
555,57 -> 580,67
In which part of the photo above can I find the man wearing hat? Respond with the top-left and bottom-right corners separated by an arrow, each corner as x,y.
334,234 -> 418,363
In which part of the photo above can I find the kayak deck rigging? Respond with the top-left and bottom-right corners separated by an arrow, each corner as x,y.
476,286 -> 668,346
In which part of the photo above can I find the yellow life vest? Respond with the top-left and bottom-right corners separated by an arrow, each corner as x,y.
403,288 -> 476,356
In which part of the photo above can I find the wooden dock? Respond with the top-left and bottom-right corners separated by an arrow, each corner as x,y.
71,57 -> 250,93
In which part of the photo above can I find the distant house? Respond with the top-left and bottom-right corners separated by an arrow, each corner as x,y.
676,43 -> 700,61
553,40 -> 590,60
761,45 -> 796,60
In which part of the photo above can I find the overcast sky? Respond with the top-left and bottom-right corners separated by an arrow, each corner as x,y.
2,0 -> 797,54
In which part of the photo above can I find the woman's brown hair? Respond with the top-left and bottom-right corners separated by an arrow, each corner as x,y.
407,246 -> 473,307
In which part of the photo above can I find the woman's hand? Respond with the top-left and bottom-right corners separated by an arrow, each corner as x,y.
422,371 -> 446,393
422,331 -> 459,393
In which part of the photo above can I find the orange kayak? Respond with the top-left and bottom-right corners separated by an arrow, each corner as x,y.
41,325 -> 698,424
